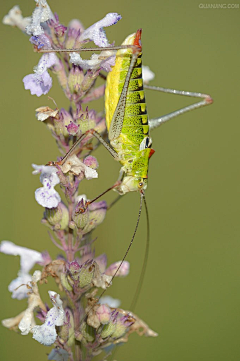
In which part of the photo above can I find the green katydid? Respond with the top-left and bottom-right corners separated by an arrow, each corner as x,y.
47,29 -> 213,309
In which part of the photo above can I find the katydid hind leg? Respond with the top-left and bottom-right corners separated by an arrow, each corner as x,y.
144,84 -> 213,130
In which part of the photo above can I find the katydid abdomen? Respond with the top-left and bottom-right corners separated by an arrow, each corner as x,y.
105,30 -> 154,195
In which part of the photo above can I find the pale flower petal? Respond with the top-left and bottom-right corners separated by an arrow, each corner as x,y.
32,164 -> 61,208
35,106 -> 59,121
8,273 -> 32,300
3,5 -> 31,32
80,13 -> 122,47
32,291 -> 65,346
70,51 -> 115,72
61,154 -> 98,179
105,261 -> 130,277
99,296 -> 121,308
0,241 -> 43,299
142,65 -> 155,83
23,53 -> 58,96
2,271 -> 45,333
26,0 -> 54,36
0,241 -> 43,274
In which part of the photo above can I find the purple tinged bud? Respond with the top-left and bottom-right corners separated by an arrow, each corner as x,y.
68,260 -> 81,280
111,313 -> 134,339
79,260 -> 95,288
55,108 -> 74,137
65,19 -> 84,50
66,121 -> 79,136
54,24 -> 67,38
67,66 -> 84,94
100,310 -> 118,338
96,304 -> 111,325
82,201 -> 107,234
83,156 -> 99,170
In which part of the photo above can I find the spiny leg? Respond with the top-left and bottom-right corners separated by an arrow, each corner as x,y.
144,84 -> 213,130
60,128 -> 119,165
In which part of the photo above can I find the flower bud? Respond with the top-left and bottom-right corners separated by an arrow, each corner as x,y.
73,198 -> 89,229
83,156 -> 99,170
105,261 -> 130,277
79,260 -> 95,288
78,118 -> 96,134
68,66 -> 84,94
59,309 -> 74,346
44,202 -> 69,230
111,314 -> 134,339
54,109 -> 74,137
65,19 -> 84,50
96,304 -> 111,325
68,260 -> 81,281
100,311 -> 118,339
82,201 -> 107,234
66,121 -> 79,136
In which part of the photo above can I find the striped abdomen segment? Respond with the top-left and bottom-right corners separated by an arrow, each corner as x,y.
119,53 -> 149,147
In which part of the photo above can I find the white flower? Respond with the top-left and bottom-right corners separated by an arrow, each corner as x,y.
80,13 -> 122,47
99,296 -> 121,308
32,291 -> 65,346
142,65 -> 155,83
61,155 -> 98,179
32,164 -> 61,208
19,271 -> 43,335
3,5 -> 31,32
70,50 -> 115,72
2,271 -> 46,334
0,241 -> 43,299
26,0 -> 54,36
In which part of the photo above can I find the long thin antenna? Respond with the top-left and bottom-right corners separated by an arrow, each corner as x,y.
95,192 -> 143,302
130,193 -> 150,311
78,193 -> 144,327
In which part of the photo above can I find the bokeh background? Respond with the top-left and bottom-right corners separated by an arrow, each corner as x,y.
1,0 -> 240,360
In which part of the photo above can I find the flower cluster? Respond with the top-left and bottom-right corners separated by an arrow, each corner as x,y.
2,1 -> 157,360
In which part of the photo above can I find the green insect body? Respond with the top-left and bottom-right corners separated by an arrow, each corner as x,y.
105,30 -> 154,195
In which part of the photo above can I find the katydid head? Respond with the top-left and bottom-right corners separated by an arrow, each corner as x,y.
116,175 -> 147,194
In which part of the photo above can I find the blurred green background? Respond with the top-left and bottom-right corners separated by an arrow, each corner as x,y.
1,0 -> 240,360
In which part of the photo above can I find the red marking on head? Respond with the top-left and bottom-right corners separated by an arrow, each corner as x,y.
133,29 -> 142,52
149,148 -> 155,159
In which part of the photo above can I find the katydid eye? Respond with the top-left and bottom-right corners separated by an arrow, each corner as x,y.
139,136 -> 153,151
